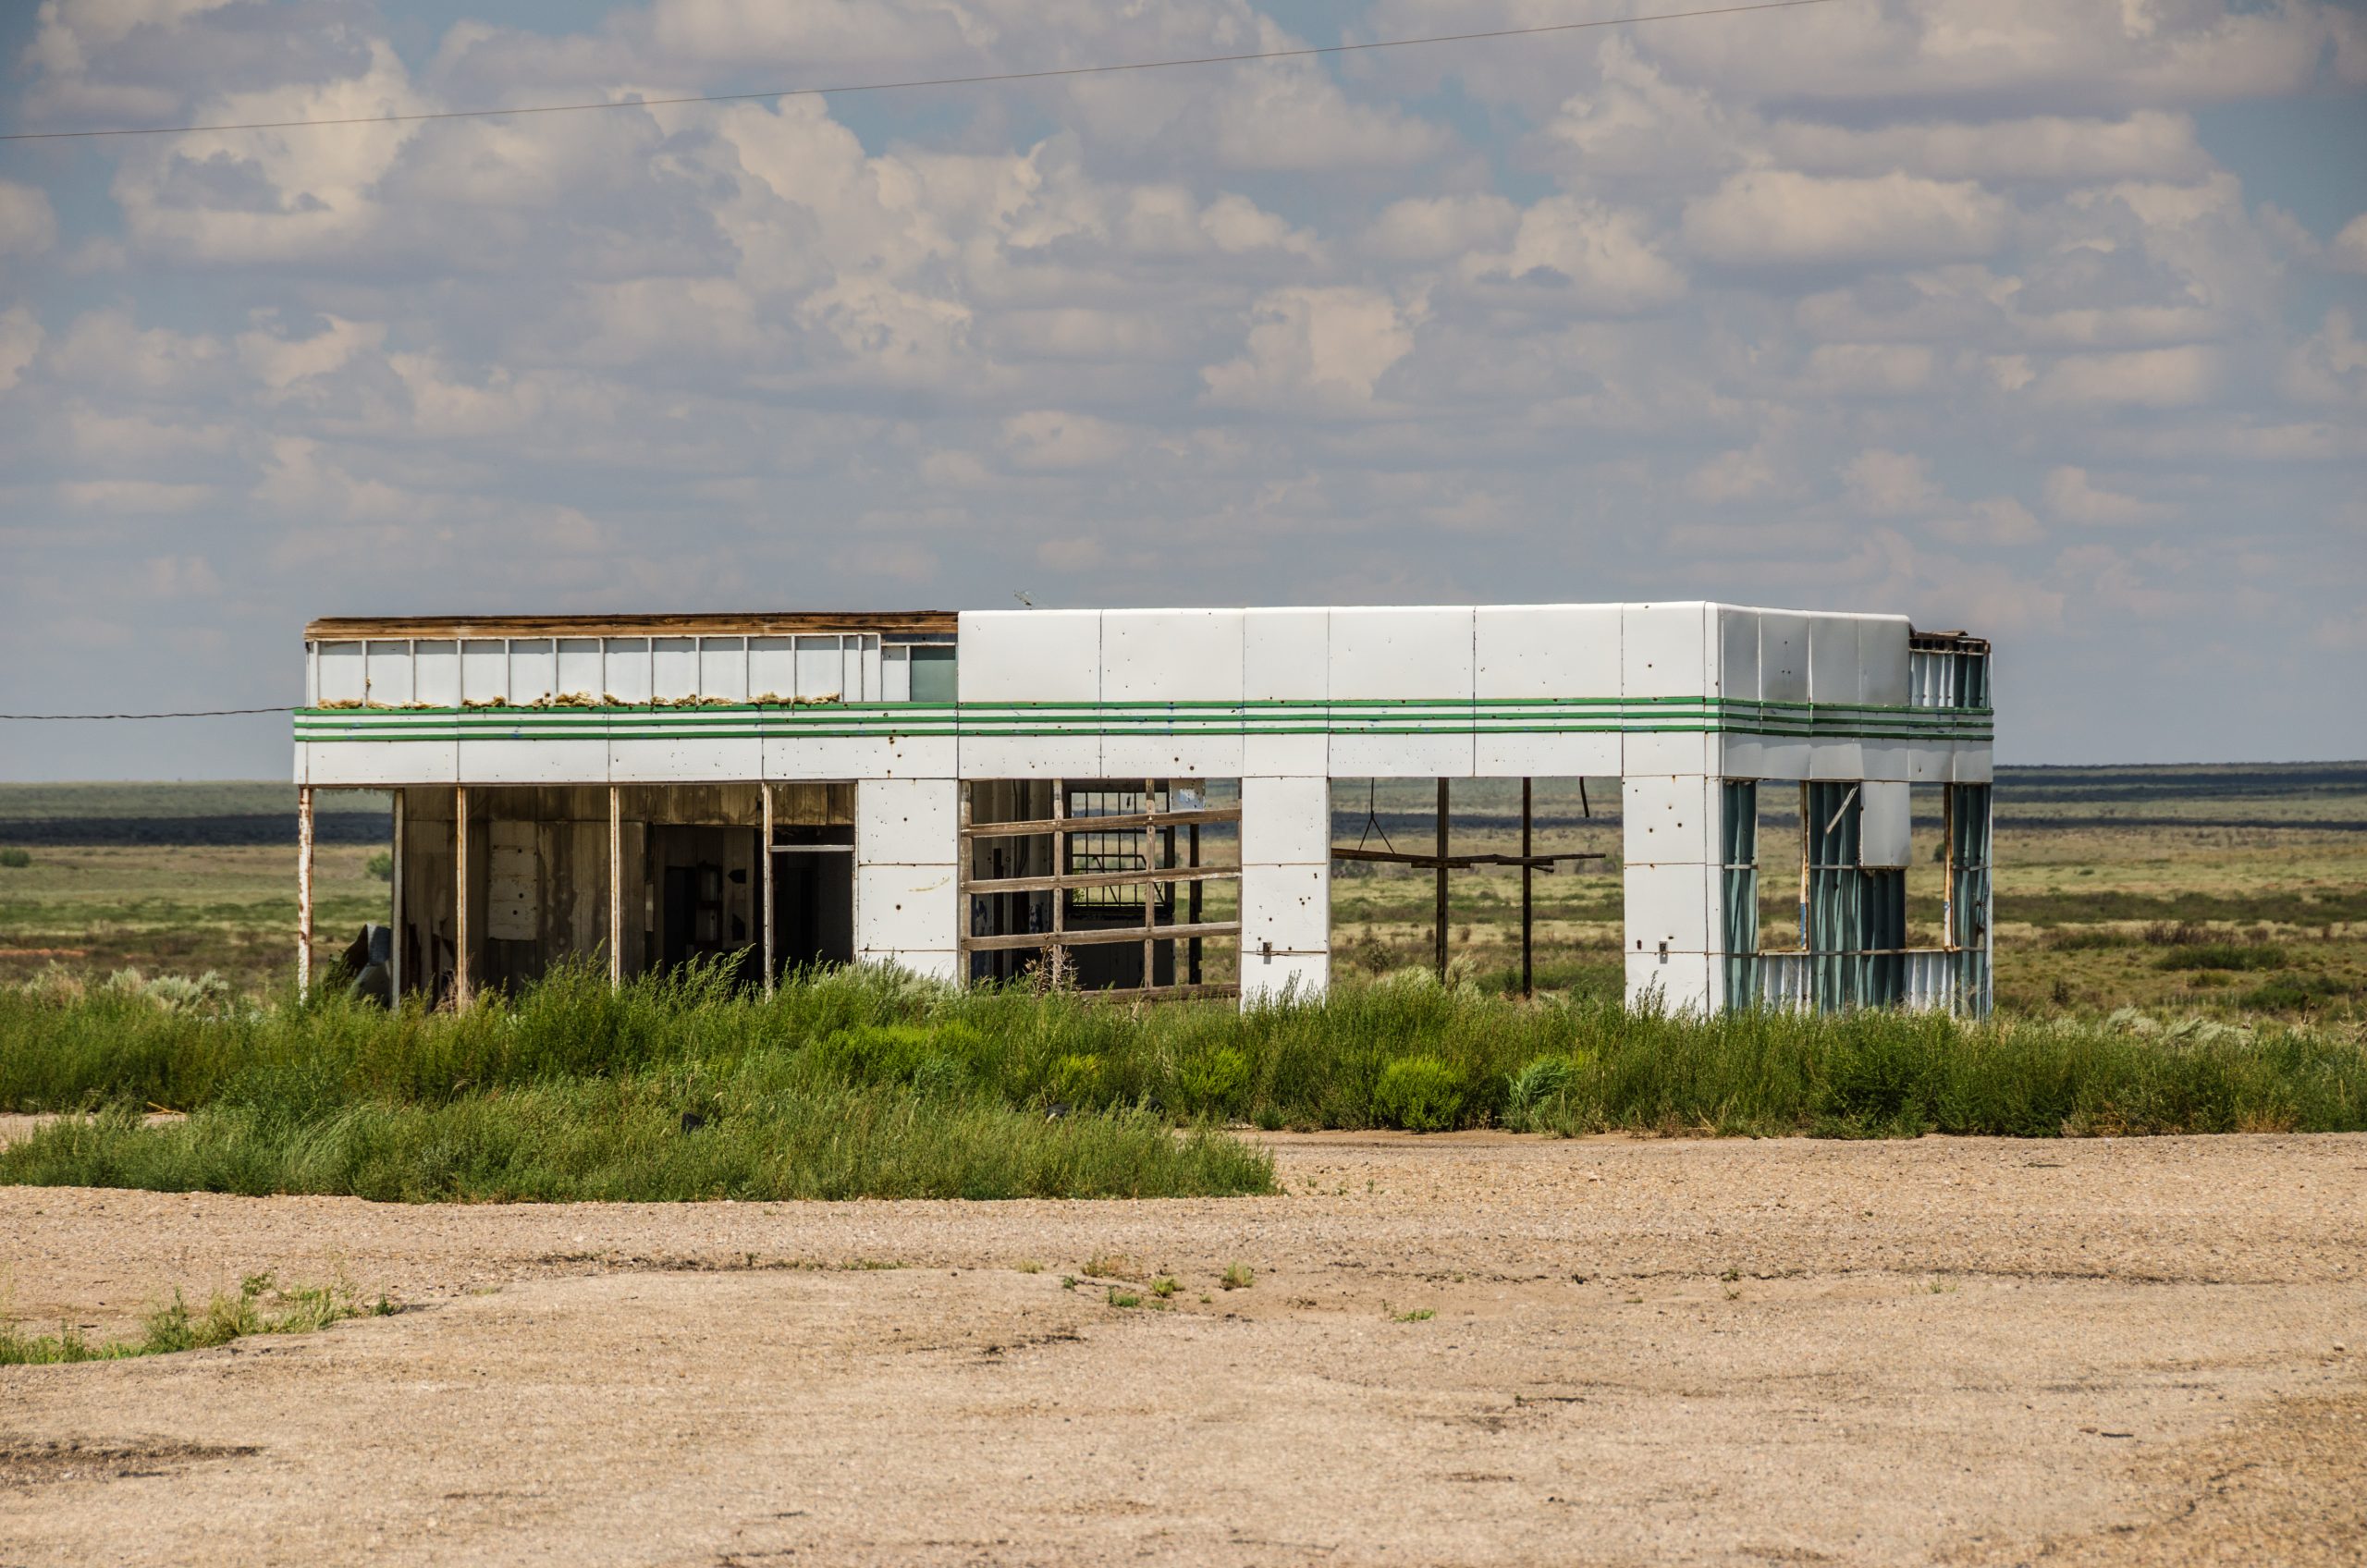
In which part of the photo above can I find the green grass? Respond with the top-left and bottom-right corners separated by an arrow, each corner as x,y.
2154,943 -> 2288,972
4,962 -> 2361,1170
0,1273 -> 385,1365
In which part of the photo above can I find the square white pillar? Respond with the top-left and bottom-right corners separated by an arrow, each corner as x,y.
1240,775 -> 1331,1007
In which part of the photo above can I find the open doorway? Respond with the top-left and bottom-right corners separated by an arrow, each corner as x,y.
771,824 -> 854,972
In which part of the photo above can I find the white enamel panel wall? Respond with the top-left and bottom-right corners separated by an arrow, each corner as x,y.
1621,603 -> 1709,697
1102,610 -> 1244,703
1328,607 -> 1473,701
1240,776 -> 1331,864
855,778 -> 958,966
1473,605 -> 1619,698
958,611 -> 1100,703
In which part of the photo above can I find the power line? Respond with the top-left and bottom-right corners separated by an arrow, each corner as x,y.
0,0 -> 1842,142
0,706 -> 293,720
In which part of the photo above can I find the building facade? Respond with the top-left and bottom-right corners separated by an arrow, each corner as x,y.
293,603 -> 1994,1014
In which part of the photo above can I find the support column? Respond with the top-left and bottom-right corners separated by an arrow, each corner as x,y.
761,781 -> 776,998
1620,765 -> 1718,1016
1433,778 -> 1450,982
297,784 -> 314,998
1520,778 -> 1534,998
852,777 -> 961,983
607,785 -> 622,987
453,783 -> 471,1010
390,789 -> 405,1002
1239,776 -> 1331,1008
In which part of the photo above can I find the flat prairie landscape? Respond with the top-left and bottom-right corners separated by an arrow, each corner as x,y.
2,766 -> 2362,1565
3,1131 -> 2363,1567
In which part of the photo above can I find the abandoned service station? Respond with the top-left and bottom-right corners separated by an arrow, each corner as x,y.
292,604 -> 1995,1015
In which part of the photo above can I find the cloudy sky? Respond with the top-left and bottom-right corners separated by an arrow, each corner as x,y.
2,0 -> 2362,778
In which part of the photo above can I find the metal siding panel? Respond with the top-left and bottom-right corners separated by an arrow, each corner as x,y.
557,638 -> 602,702
748,637 -> 795,704
603,639 -> 651,704
857,778 -> 958,864
461,640 -> 509,704
867,949 -> 960,982
318,641 -> 365,704
764,734 -> 957,781
1620,602 -> 1709,698
1714,606 -> 1760,702
509,639 -> 558,706
957,610 -> 1101,703
1472,605 -> 1620,699
650,638 -> 697,701
364,642 -> 413,705
1328,731 -> 1473,778
1243,732 -> 1330,776
957,734 -> 1101,780
608,736 -> 760,783
1624,730 -> 1715,777
854,863 -> 957,951
1625,949 -> 1712,1014
1859,617 -> 1911,706
792,636 -> 842,701
1244,608 -> 1328,701
1807,617 -> 1863,705
1101,608 -> 1244,703
1808,738 -> 1866,781
1327,606 -> 1475,702
699,637 -> 748,703
1622,775 -> 1712,865
1099,732 -> 1245,779
1760,614 -> 1809,703
1473,731 -> 1621,778
1241,775 -> 1331,865
1859,779 -> 1912,867
305,739 -> 458,786
459,738 -> 608,785
1240,863 -> 1329,952
1240,952 -> 1328,1005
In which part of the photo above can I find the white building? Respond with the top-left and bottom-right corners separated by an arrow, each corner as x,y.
294,603 -> 1994,1014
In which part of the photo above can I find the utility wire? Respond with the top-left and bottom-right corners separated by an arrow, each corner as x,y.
0,706 -> 294,720
0,0 -> 1841,142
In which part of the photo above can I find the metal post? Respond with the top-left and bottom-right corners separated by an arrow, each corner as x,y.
607,786 -> 622,986
1142,778 -> 1159,991
1187,822 -> 1203,986
761,781 -> 776,998
297,783 -> 314,998
454,783 -> 471,1010
1049,779 -> 1067,986
1434,777 -> 1450,983
390,789 -> 405,1002
1521,777 -> 1534,998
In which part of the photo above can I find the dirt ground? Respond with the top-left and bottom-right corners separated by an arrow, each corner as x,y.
1,1131 -> 2361,1567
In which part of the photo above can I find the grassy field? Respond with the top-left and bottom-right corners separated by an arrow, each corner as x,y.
1,766 -> 2361,1021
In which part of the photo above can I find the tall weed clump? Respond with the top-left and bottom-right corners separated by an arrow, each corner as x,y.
2,962 -> 2361,1161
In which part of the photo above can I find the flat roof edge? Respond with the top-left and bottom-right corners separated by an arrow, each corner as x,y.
305,611 -> 960,640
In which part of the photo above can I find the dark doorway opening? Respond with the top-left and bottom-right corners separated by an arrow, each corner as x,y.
771,825 -> 854,974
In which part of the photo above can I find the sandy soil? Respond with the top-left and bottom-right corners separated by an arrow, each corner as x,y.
1,1130 -> 2361,1567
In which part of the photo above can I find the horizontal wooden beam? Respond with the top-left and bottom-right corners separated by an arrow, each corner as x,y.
1331,846 -> 1607,871
963,806 -> 1239,839
304,611 -> 957,641
965,864 -> 1239,895
961,920 -> 1240,953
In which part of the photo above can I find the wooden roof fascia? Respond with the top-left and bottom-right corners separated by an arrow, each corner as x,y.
304,611 -> 960,641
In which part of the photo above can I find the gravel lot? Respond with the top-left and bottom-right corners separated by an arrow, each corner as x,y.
2,1130 -> 2361,1566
